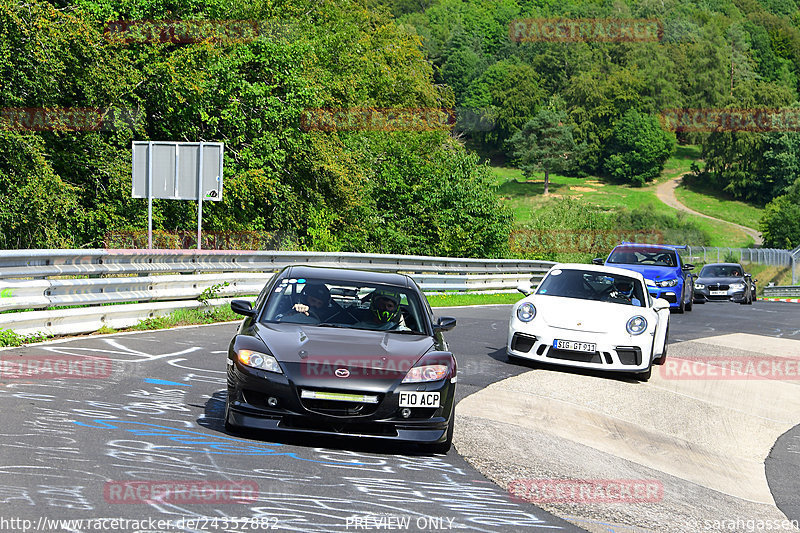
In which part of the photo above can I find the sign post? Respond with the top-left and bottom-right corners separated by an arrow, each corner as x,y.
132,141 -> 223,249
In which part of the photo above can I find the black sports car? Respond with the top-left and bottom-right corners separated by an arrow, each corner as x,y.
693,263 -> 755,304
224,265 -> 458,453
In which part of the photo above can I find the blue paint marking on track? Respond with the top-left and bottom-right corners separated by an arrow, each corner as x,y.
71,419 -> 366,465
144,378 -> 192,387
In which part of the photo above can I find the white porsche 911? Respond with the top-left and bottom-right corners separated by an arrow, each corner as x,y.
507,263 -> 670,381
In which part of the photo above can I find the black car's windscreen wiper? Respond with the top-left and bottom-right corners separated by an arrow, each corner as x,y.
316,322 -> 352,328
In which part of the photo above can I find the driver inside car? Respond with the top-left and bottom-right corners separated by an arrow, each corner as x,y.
609,279 -> 641,306
292,283 -> 341,321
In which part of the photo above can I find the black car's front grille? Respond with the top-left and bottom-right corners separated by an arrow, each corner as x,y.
615,347 -> 642,366
707,284 -> 730,291
511,333 -> 537,353
280,416 -> 398,436
300,398 -> 380,417
546,348 -> 603,364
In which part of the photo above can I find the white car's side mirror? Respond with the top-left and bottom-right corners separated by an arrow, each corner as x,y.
517,283 -> 533,296
653,298 -> 671,311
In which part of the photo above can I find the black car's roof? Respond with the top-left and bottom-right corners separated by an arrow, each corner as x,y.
280,265 -> 411,288
701,262 -> 743,267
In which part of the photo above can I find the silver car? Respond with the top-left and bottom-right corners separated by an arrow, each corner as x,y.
693,263 -> 755,305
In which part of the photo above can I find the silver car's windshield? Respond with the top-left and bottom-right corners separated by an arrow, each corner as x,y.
700,265 -> 743,277
261,278 -> 427,334
536,269 -> 647,307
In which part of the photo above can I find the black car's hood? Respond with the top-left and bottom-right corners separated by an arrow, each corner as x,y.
696,276 -> 745,284
253,323 -> 436,391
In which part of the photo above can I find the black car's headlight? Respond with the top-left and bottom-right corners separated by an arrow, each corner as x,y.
402,365 -> 449,383
655,279 -> 678,287
402,352 -> 455,384
516,302 -> 536,322
626,316 -> 647,335
730,283 -> 745,289
695,283 -> 705,289
237,349 -> 283,374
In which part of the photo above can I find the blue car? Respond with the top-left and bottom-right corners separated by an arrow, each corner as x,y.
593,243 -> 695,313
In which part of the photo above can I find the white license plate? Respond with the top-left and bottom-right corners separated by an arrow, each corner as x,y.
398,392 -> 440,408
710,290 -> 727,296
554,339 -> 596,353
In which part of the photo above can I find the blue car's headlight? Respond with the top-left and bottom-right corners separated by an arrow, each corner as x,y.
516,303 -> 536,322
626,316 -> 647,335
655,279 -> 678,287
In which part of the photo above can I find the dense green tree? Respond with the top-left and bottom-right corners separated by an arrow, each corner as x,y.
760,178 -> 800,248
510,108 -> 579,195
603,109 -> 676,186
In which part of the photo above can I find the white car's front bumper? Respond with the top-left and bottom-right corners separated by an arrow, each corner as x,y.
507,323 -> 654,373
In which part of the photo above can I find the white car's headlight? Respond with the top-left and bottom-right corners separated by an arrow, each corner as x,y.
237,350 -> 283,373
402,364 -> 449,383
656,279 -> 678,287
626,316 -> 647,335
730,283 -> 745,289
695,283 -> 705,289
516,303 -> 536,322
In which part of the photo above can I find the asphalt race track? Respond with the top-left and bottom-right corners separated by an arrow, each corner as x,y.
0,301 -> 798,533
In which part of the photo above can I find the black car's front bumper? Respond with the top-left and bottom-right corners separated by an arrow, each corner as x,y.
693,287 -> 747,303
225,361 -> 454,443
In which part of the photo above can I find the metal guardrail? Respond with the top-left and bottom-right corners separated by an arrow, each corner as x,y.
682,246 -> 794,267
763,286 -> 800,298
0,249 -> 554,337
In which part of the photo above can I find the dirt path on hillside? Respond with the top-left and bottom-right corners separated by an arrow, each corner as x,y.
655,173 -> 763,246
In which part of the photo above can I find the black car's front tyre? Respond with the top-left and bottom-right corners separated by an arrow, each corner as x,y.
224,391 -> 241,433
427,404 -> 455,454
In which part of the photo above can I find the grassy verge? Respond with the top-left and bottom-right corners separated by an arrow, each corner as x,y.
427,292 -> 521,307
490,144 -> 754,249
0,305 -> 241,348
674,181 -> 763,230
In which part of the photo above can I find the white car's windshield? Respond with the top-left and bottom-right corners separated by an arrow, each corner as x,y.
261,278 -> 427,334
536,269 -> 646,307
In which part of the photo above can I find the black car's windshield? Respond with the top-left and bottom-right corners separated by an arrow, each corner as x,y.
700,265 -> 744,278
607,248 -> 678,267
262,278 -> 427,334
536,268 -> 646,307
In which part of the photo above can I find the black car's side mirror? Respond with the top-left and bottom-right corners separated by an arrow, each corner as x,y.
682,263 -> 695,271
433,316 -> 457,333
231,299 -> 256,317
592,258 -> 604,265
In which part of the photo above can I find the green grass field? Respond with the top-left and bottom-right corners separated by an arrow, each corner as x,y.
674,181 -> 763,230
491,144 -> 754,248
